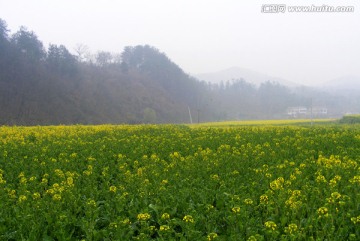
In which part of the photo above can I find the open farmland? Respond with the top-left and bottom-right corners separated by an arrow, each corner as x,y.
0,123 -> 360,240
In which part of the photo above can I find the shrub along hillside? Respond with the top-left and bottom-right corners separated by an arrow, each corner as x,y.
339,115 -> 360,124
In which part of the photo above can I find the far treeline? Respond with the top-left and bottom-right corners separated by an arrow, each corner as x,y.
0,19 -> 358,125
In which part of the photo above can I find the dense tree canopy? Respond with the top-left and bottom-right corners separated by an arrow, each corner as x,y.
11,26 -> 45,62
0,19 -> 9,43
47,44 -> 77,77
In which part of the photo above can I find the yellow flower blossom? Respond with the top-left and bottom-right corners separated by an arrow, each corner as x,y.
264,221 -> 277,231
183,215 -> 194,223
159,225 -> 170,231
109,222 -> 118,229
351,216 -> 360,224
137,213 -> 151,221
8,189 -> 16,199
270,177 -> 284,190
0,173 -> 6,184
18,195 -> 27,203
53,194 -> 62,201
207,232 -> 218,240
247,236 -> 258,241
66,177 -> 74,186
260,194 -> 268,204
285,223 -> 298,234
122,218 -> 131,225
32,192 -> 41,200
87,199 -> 96,207
109,186 -> 117,193
211,174 -> 219,180
317,207 -> 329,217
232,207 -> 241,213
350,175 -> 360,184
316,175 -> 327,183
161,213 -> 170,220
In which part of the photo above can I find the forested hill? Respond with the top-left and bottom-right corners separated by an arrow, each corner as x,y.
0,19 -> 211,125
0,19 -> 358,125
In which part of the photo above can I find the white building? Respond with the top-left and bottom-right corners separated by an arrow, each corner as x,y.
287,106 -> 327,118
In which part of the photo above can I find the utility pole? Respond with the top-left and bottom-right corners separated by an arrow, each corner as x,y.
310,97 -> 313,126
196,96 -> 200,124
188,106 -> 193,124
197,109 -> 200,124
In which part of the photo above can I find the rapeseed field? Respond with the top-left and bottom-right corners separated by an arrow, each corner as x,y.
0,124 -> 359,240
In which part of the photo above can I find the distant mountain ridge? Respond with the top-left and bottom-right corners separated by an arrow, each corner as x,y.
195,67 -> 360,93
195,67 -> 299,87
322,76 -> 360,90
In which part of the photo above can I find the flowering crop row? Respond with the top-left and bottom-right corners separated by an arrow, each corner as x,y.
0,124 -> 359,240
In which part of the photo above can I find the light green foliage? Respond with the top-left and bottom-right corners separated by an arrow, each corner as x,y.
339,115 -> 360,124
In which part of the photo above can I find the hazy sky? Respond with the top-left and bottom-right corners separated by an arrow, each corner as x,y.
1,0 -> 359,85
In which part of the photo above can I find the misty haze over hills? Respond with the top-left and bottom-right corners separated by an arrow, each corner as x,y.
0,19 -> 359,125
196,67 -> 360,91
322,76 -> 360,91
196,67 -> 360,116
195,67 -> 299,88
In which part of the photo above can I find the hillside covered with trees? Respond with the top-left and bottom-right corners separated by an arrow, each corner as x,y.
0,19 -> 358,125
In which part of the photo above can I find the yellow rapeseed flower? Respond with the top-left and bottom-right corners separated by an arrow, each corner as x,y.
83,170 -> 92,176
331,192 -> 341,200
350,175 -> 360,184
317,207 -> 329,217
53,194 -> 61,201
316,175 -> 327,183
46,188 -> 55,195
109,222 -> 118,229
32,192 -> 41,200
351,215 -> 360,224
161,213 -> 170,220
231,207 -> 241,213
299,163 -> 306,168
210,174 -> 219,180
285,223 -> 298,234
270,177 -> 284,190
159,225 -> 170,231
41,178 -> 48,184
0,173 -> 6,184
264,221 -> 277,231
8,189 -> 16,198
183,215 -> 194,223
19,177 -> 27,184
87,199 -> 96,207
54,169 -> 65,178
137,213 -> 151,221
122,218 -> 131,225
207,232 -> 218,240
18,195 -> 27,203
66,177 -> 74,186
109,186 -> 117,192
260,194 -> 268,204
247,235 -> 258,241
